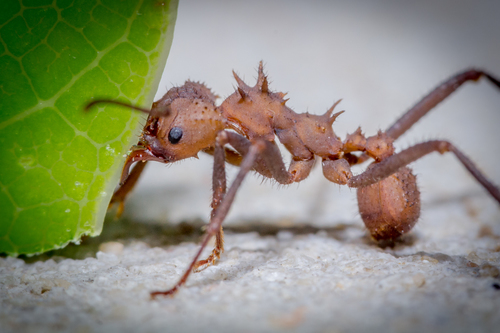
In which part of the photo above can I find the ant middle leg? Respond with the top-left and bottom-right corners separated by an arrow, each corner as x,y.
223,131 -> 314,183
193,132 -> 299,272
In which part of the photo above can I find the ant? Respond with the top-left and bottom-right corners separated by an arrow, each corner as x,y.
87,62 -> 500,298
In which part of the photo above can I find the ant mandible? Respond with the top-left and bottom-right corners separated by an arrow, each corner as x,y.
86,62 -> 500,298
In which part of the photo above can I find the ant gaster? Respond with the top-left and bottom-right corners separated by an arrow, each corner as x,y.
87,62 -> 500,297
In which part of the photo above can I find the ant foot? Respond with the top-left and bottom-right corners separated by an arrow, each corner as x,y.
192,249 -> 221,273
150,286 -> 179,299
107,198 -> 125,219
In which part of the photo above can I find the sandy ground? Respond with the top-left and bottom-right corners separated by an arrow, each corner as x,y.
1,1 -> 500,332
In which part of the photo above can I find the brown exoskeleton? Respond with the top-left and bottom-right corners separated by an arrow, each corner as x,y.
87,62 -> 500,297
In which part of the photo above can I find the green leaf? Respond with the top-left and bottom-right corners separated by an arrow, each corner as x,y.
0,0 -> 178,255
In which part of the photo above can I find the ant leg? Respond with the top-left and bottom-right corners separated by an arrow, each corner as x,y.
224,132 -> 296,184
193,132 -> 295,272
205,132 -> 290,180
109,146 -> 165,217
386,70 -> 500,140
192,135 -> 228,272
222,132 -> 273,178
108,161 -> 148,217
203,146 -> 244,167
150,137 -> 266,298
355,70 -> 500,165
347,140 -> 500,204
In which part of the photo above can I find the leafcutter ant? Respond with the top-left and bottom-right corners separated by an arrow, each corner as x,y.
86,62 -> 500,297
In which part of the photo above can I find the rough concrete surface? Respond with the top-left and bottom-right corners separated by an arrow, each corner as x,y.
2,1 -> 500,332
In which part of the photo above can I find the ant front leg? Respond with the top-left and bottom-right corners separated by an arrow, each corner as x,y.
192,134 -> 228,273
108,161 -> 148,217
108,145 -> 165,218
150,133 -> 267,298
348,140 -> 500,240
150,131 -> 302,297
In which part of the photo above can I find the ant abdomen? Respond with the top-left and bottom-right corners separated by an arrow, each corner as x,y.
357,166 -> 421,240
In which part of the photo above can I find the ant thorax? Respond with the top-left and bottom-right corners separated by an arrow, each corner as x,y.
220,66 -> 345,161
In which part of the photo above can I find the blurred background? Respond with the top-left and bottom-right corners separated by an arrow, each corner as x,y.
125,0 -> 500,230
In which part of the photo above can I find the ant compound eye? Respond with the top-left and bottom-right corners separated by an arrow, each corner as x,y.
168,127 -> 183,144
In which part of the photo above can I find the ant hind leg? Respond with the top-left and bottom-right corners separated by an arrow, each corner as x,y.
348,140 -> 500,203
387,69 -> 500,140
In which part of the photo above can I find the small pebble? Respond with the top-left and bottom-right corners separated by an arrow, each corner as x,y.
98,242 -> 124,255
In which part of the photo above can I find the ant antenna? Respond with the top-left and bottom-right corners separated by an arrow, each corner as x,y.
85,99 -> 155,115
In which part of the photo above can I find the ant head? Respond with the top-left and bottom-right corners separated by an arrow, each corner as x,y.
139,81 -> 226,162
86,82 -> 227,183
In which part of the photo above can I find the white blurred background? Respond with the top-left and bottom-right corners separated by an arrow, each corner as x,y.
126,0 -> 500,228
